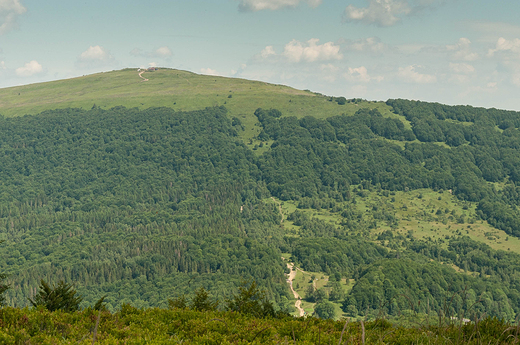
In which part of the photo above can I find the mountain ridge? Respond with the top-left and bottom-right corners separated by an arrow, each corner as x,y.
3,68 -> 520,321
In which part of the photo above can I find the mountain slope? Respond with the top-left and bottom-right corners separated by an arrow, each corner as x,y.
0,68 -> 400,150
3,70 -> 520,321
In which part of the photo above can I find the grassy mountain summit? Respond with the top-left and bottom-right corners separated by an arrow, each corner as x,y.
0,68 -> 312,117
0,68 -> 385,119
0,68 -> 397,149
3,69 -> 520,323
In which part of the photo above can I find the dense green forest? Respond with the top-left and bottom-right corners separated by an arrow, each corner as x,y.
4,98 -> 520,322
0,106 -> 288,311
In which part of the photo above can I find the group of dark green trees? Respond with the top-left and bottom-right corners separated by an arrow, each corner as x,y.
2,99 -> 520,321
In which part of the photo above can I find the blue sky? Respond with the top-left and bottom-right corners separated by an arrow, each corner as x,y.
1,0 -> 520,110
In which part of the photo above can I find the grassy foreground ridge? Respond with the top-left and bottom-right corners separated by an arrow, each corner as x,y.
1,306 -> 519,344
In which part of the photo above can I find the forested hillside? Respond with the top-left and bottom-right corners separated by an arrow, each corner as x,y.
3,85 -> 520,321
0,106 -> 288,311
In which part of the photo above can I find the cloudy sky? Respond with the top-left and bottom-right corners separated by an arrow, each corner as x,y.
1,0 -> 520,110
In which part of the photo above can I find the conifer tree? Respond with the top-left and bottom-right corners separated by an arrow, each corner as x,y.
29,280 -> 83,312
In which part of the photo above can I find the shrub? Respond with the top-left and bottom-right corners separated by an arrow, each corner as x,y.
314,301 -> 336,319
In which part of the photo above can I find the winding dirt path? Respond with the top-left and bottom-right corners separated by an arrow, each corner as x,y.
138,70 -> 149,82
286,262 -> 305,317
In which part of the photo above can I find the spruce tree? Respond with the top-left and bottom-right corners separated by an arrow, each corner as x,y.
29,280 -> 83,312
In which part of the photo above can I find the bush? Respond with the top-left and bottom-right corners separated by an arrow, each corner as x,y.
335,97 -> 347,105
314,301 -> 336,319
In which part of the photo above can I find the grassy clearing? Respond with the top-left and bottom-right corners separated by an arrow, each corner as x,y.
279,187 -> 520,319
277,187 -> 520,254
377,189 -> 520,253
288,265 -> 349,320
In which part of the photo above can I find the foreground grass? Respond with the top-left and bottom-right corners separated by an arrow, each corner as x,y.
1,306 -> 519,344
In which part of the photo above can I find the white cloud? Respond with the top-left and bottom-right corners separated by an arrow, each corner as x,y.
15,60 -> 43,77
481,38 -> 520,87
79,45 -> 111,61
138,62 -> 159,69
155,46 -> 172,58
350,84 -> 368,96
0,0 -> 26,35
500,61 -> 520,87
343,0 -> 450,27
343,0 -> 411,27
449,62 -> 475,74
459,82 -> 498,99
512,75 -> 520,87
398,65 -> 436,84
0,61 -> 5,69
200,67 -> 219,76
319,63 -> 340,82
131,46 -> 172,58
130,48 -> 143,57
320,63 -> 339,73
232,63 -> 247,76
448,74 -> 470,84
446,38 -> 479,61
467,21 -> 520,43
237,0 -> 321,11
282,38 -> 342,63
488,37 -> 520,57
346,37 -> 389,53
344,66 -> 376,83
396,43 -> 428,54
261,46 -> 276,58
77,45 -> 115,68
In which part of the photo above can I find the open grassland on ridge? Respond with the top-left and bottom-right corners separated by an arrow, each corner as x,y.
0,68 -> 392,120
0,68 -> 401,147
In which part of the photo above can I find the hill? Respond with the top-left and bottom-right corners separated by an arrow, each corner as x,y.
0,68 -> 393,119
3,69 -> 520,322
0,68 -> 400,151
